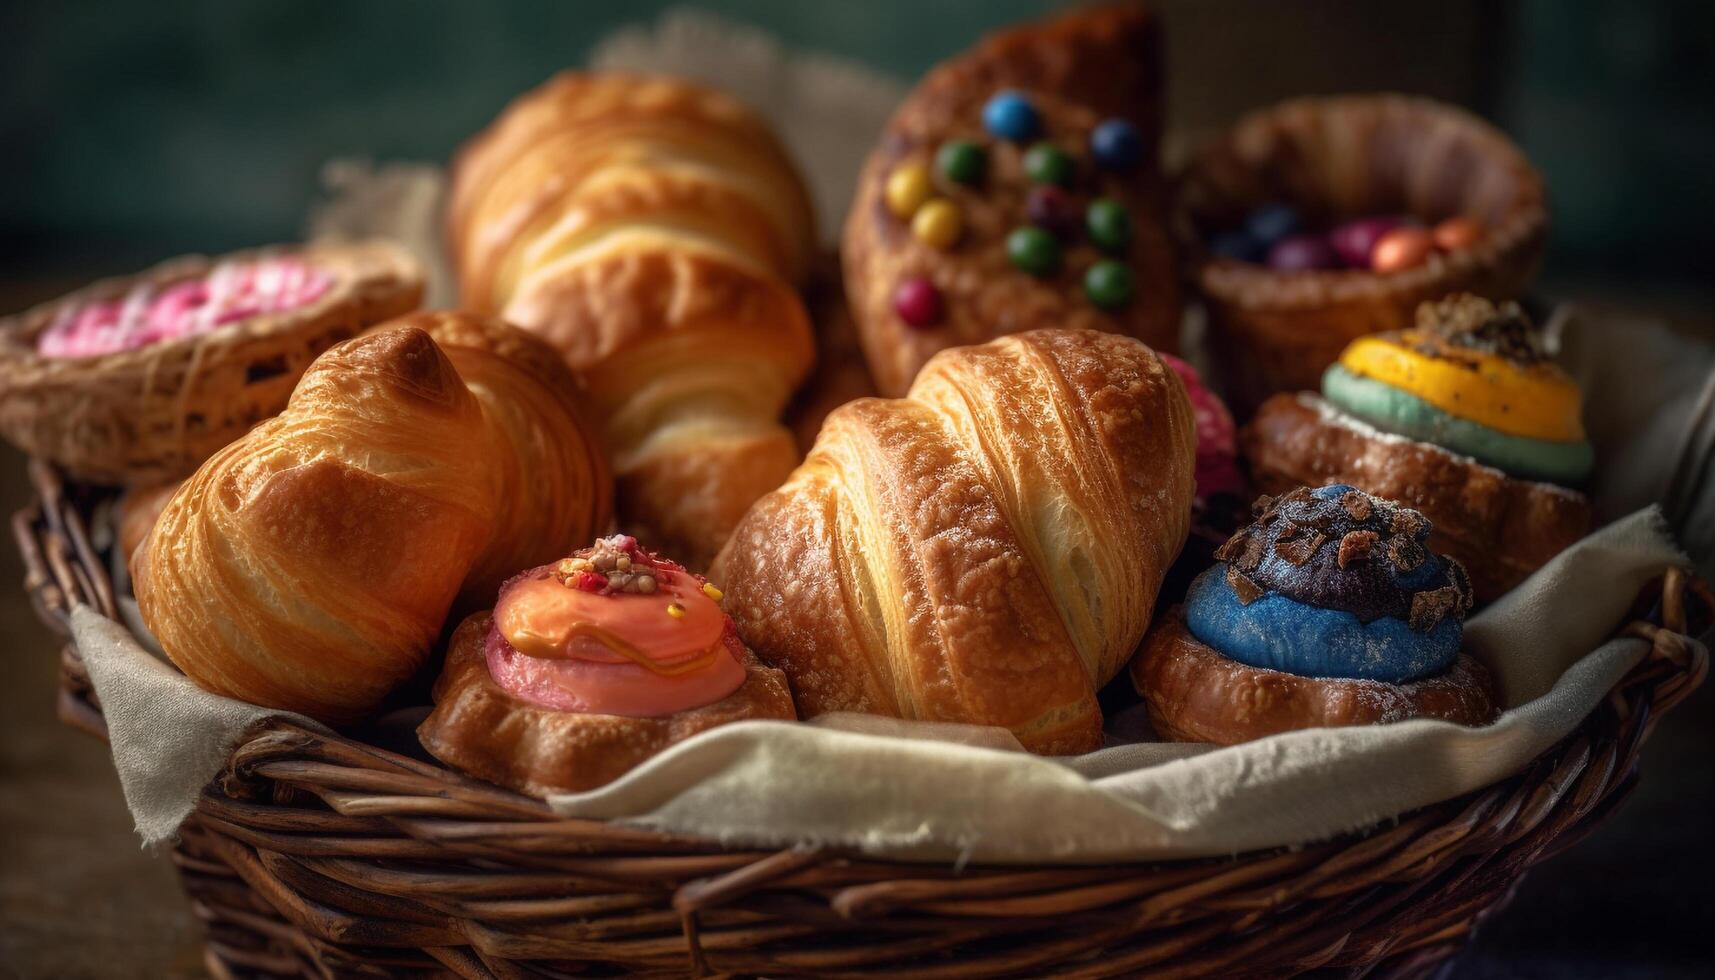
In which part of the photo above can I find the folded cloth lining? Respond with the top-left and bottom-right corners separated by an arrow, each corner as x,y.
72,508 -> 1683,860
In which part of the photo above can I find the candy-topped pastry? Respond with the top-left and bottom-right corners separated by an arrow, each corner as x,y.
843,3 -> 1178,396
0,240 -> 423,484
1131,485 -> 1494,745
1175,94 -> 1547,414
418,534 -> 795,795
1242,295 -> 1593,602
1159,353 -> 1244,507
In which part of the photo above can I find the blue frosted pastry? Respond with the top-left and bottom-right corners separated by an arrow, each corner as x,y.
1132,485 -> 1494,744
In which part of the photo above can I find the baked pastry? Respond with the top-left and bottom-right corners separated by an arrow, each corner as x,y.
446,71 -> 818,568
711,329 -> 1196,754
117,483 -> 178,571
0,240 -> 423,485
1175,94 -> 1547,414
1242,295 -> 1593,601
419,534 -> 795,795
1131,485 -> 1494,745
134,322 -> 611,724
843,2 -> 1178,397
1160,353 -> 1243,508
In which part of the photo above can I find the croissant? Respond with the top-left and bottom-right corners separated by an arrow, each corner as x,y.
447,71 -> 818,568
710,329 -> 1196,753
134,318 -> 611,723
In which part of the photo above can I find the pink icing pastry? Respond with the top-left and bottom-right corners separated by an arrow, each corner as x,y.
1160,353 -> 1244,500
487,536 -> 747,718
35,256 -> 334,358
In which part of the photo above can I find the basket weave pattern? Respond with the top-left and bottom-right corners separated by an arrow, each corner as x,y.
14,461 -> 1707,979
0,241 -> 423,486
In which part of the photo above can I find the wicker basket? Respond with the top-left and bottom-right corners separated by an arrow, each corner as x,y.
1174,95 -> 1548,416
14,459 -> 1708,979
0,240 -> 424,486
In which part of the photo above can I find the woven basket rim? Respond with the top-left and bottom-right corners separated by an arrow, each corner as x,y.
0,238 -> 424,385
1172,92 -> 1549,314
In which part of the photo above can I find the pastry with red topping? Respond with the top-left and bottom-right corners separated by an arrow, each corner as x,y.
418,534 -> 796,795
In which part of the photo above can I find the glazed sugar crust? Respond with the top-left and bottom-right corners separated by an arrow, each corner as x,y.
1131,611 -> 1496,745
711,329 -> 1196,755
1242,393 -> 1592,602
418,612 -> 796,796
842,4 -> 1178,396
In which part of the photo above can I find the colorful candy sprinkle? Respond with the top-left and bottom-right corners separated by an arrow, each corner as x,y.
1210,230 -> 1263,262
1085,198 -> 1132,252
1090,119 -> 1144,171
1266,233 -> 1339,271
666,602 -> 686,619
1023,142 -> 1075,186
1084,260 -> 1134,310
983,90 -> 1040,141
891,276 -> 943,328
885,162 -> 932,219
1431,216 -> 1486,251
1245,204 -> 1302,249
936,139 -> 986,185
912,198 -> 964,249
1025,186 -> 1079,238
1330,216 -> 1404,268
1370,226 -> 1433,273
1007,226 -> 1061,276
702,582 -> 724,602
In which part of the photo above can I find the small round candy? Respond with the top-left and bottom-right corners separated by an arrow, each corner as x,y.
1209,229 -> 1263,263
1006,226 -> 1062,276
1431,216 -> 1486,251
936,139 -> 986,185
1084,260 -> 1134,310
1370,226 -> 1434,273
982,90 -> 1040,141
1244,204 -> 1302,248
892,276 -> 943,328
1090,118 -> 1144,171
911,198 -> 964,250
1266,233 -> 1339,272
1085,198 -> 1132,252
1023,142 -> 1075,187
885,163 -> 932,219
1025,185 -> 1079,238
1330,216 -> 1404,268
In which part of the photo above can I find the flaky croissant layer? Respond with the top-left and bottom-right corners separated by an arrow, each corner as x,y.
448,72 -> 819,568
712,328 -> 1196,754
135,319 -> 611,724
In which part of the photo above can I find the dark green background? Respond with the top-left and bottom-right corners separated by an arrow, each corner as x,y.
3,0 -> 1713,304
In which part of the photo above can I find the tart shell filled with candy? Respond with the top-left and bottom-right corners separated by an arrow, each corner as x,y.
1242,294 -> 1593,602
0,239 -> 424,484
418,535 -> 796,796
1131,485 -> 1495,745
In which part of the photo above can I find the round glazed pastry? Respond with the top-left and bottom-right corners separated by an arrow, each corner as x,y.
0,240 -> 424,485
1242,295 -> 1593,602
842,3 -> 1178,396
1131,485 -> 1494,745
419,534 -> 796,796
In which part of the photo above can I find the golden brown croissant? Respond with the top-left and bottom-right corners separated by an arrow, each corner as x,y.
447,71 -> 818,568
710,329 -> 1196,753
134,319 -> 611,723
